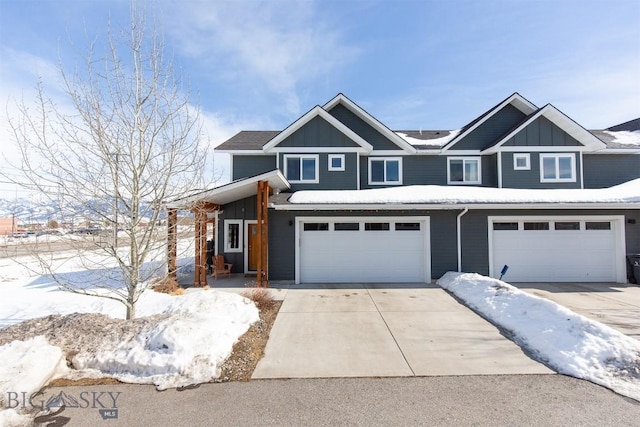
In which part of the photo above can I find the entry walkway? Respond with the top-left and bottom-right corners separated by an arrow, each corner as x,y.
252,283 -> 551,379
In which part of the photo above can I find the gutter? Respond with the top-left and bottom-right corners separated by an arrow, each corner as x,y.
457,207 -> 469,272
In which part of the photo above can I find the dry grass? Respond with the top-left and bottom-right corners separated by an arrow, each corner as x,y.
241,286 -> 277,311
151,276 -> 184,295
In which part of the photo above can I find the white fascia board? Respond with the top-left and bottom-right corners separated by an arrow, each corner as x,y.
438,150 -> 482,155
271,202 -> 640,211
590,149 -> 640,154
483,104 -> 607,154
369,150 -> 411,155
490,146 -> 592,153
323,93 -> 417,154
441,93 -> 538,152
262,106 -> 373,153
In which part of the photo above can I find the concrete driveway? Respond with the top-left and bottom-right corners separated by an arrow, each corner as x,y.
252,283 -> 551,379
515,282 -> 640,340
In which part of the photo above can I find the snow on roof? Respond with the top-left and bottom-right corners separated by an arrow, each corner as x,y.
395,129 -> 461,147
602,130 -> 640,146
288,178 -> 640,205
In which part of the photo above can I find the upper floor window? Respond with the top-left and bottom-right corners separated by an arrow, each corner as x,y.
328,154 -> 345,171
447,157 -> 481,185
284,155 -> 319,183
513,153 -> 530,170
369,157 -> 402,185
540,153 -> 576,183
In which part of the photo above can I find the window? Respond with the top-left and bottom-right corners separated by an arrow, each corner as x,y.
328,154 -> 345,171
224,220 -> 243,253
513,153 -> 530,170
395,223 -> 420,231
523,222 -> 550,230
335,223 -> 359,231
540,154 -> 576,183
303,223 -> 329,231
586,222 -> 611,230
493,222 -> 519,230
368,158 -> 402,185
555,221 -> 580,230
364,222 -> 390,231
284,155 -> 319,183
448,157 -> 481,184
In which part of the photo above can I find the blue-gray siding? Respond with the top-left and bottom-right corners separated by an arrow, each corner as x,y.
328,103 -> 402,151
217,196 -> 257,273
232,155 -> 276,180
500,152 -> 582,189
279,152 -> 358,191
449,104 -> 526,151
503,116 -> 582,146
277,116 -> 360,148
583,154 -> 640,188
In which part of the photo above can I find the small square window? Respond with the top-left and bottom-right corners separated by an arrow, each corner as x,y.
513,153 -> 530,170
328,154 -> 345,171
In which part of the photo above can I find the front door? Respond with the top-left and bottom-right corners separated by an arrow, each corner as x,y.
247,222 -> 259,272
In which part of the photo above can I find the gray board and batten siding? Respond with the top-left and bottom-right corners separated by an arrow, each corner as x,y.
447,104 -> 527,151
217,196 -> 257,274
583,154 -> 640,188
502,116 -> 583,147
327,103 -> 403,151
276,115 -> 361,148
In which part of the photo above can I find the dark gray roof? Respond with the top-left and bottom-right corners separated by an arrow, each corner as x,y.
589,130 -> 640,149
216,131 -> 280,151
607,118 -> 640,132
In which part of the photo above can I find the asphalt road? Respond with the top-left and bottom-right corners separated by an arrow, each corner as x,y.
38,375 -> 639,426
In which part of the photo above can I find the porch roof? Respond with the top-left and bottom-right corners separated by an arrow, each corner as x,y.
166,170 -> 290,208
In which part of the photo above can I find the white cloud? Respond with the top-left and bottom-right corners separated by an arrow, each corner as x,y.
164,0 -> 359,117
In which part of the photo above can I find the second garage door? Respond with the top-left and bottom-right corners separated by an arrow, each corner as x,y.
297,217 -> 430,284
490,216 -> 625,282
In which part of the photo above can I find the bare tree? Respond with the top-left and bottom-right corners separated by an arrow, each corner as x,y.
4,5 -> 207,319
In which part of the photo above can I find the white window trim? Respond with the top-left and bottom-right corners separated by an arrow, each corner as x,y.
283,154 -> 319,184
447,157 -> 482,185
224,219 -> 243,253
513,153 -> 530,170
328,154 -> 345,171
368,157 -> 403,185
539,153 -> 576,183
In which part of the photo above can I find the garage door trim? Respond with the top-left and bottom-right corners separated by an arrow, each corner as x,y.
488,215 -> 627,283
295,216 -> 431,284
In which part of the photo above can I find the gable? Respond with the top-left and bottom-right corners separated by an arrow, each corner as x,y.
502,116 -> 583,147
328,103 -> 403,151
276,116 -> 361,148
447,104 -> 527,151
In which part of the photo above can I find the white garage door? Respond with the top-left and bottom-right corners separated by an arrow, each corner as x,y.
297,217 -> 430,283
490,217 -> 624,282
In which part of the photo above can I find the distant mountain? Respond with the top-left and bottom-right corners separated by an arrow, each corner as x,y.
0,197 -> 160,225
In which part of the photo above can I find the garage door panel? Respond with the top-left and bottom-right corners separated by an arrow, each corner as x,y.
491,218 -> 620,282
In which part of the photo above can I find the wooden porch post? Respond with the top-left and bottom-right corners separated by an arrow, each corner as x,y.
167,208 -> 178,279
256,181 -> 271,287
193,204 -> 208,287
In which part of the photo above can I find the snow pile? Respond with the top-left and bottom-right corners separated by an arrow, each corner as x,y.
603,130 -> 640,146
289,178 -> 640,205
71,290 -> 259,390
396,129 -> 461,147
437,272 -> 640,401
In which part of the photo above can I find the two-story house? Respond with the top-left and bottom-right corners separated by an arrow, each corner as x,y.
168,93 -> 640,286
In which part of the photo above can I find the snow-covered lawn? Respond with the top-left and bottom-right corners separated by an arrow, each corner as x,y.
0,243 -> 259,423
438,272 -> 640,401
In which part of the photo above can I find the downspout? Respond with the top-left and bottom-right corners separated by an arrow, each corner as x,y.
457,207 -> 469,272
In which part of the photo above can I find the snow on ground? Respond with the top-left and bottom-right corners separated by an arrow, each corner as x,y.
289,177 -> 640,205
0,239 -> 259,419
438,272 -> 640,401
603,130 -> 640,146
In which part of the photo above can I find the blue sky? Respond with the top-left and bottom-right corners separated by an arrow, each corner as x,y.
1,0 -> 639,197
